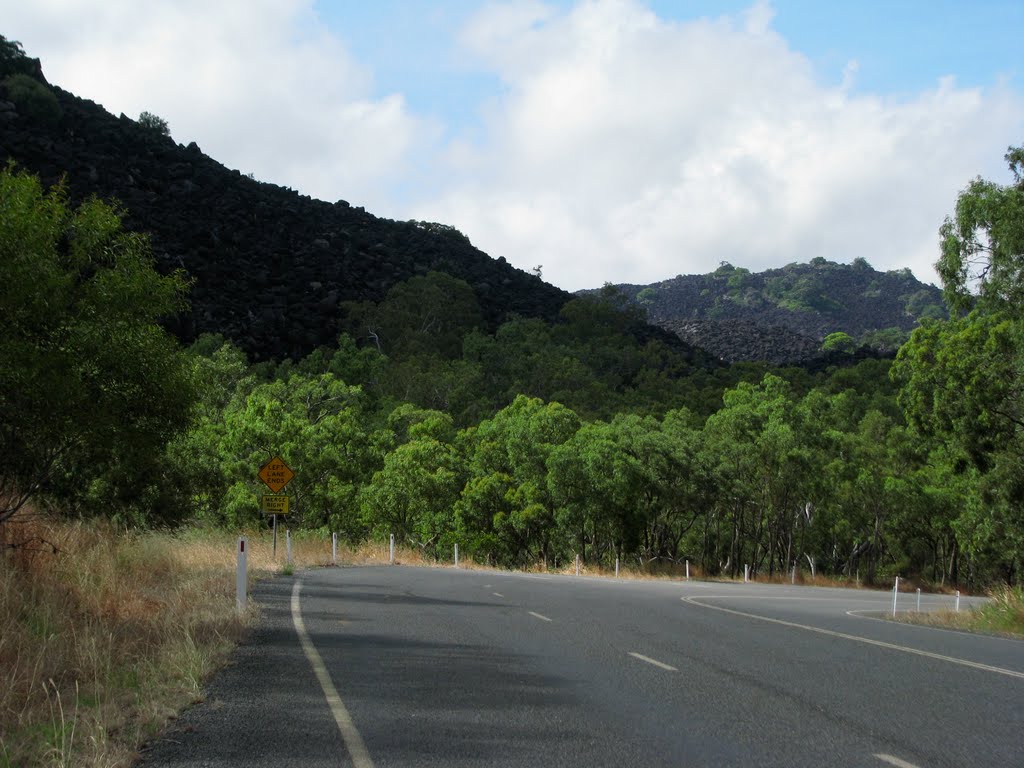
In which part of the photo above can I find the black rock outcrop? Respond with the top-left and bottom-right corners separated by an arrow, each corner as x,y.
589,259 -> 946,364
0,61 -> 576,361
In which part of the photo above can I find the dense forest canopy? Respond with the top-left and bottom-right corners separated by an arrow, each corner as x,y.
2,132 -> 1023,587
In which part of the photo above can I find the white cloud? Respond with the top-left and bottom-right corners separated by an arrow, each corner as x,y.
3,0 -> 1022,292
415,0 -> 1024,290
2,0 -> 436,214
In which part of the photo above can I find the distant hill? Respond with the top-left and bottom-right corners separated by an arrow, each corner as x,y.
586,259 -> 947,364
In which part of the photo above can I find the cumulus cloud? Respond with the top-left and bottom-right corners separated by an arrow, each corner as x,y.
3,0 -> 1022,291
3,0 -> 437,214
416,0 -> 1024,290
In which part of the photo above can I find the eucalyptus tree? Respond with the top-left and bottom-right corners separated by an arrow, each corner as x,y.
894,146 -> 1024,583
456,396 -> 580,567
0,167 -> 195,525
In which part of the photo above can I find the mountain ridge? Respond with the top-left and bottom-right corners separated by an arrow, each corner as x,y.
588,258 -> 946,364
1,39 -> 939,367
0,44 -> 588,361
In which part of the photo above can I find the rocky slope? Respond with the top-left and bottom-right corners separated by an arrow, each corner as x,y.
593,259 -> 947,364
0,44 -> 581,361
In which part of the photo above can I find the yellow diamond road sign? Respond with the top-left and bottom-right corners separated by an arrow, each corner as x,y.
258,456 -> 294,493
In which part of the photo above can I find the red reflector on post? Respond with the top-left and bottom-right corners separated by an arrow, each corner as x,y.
240,540 -> 245,553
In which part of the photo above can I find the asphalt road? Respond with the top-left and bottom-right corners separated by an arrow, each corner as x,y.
139,566 -> 1023,767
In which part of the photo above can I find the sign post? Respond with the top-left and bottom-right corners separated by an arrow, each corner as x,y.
258,457 -> 294,561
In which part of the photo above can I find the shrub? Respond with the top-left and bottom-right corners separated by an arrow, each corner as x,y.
138,110 -> 170,137
2,73 -> 61,125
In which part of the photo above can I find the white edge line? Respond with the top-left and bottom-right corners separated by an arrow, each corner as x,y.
628,652 -> 678,671
493,592 -> 504,597
528,611 -> 552,622
683,596 -> 1024,681
292,580 -> 375,768
875,753 -> 922,768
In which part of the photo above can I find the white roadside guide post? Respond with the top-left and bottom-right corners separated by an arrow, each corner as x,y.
389,534 -> 395,564
454,543 -> 459,568
917,588 -> 921,612
956,590 -> 961,612
744,564 -> 749,583
615,557 -> 619,577
686,559 -> 690,580
236,536 -> 247,614
332,532 -> 337,565
576,554 -> 581,576
286,529 -> 293,565
892,576 -> 900,617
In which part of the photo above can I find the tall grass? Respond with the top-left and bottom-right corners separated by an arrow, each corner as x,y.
892,585 -> 1024,637
0,516 -> 444,767
0,517 -> 254,767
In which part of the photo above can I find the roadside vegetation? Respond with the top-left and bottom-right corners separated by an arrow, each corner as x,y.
893,587 -> 1024,638
0,515 -> 249,767
2,133 -> 1023,763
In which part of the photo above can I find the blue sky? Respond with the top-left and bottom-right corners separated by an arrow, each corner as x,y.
3,1 -> 1023,290
326,1 -> 1023,101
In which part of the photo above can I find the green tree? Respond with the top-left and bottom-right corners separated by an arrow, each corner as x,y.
0,167 -> 195,524
894,147 -> 1024,583
937,146 -> 1024,314
138,110 -> 170,137
457,396 -> 580,566
822,332 -> 856,354
359,434 -> 461,556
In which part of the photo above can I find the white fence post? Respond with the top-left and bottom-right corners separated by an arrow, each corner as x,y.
892,576 -> 899,616
236,537 -> 247,614
332,532 -> 337,565
389,533 -> 395,564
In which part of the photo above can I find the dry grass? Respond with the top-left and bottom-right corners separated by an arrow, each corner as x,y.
891,586 -> 1024,638
0,517 -> 446,768
0,516 -> 253,767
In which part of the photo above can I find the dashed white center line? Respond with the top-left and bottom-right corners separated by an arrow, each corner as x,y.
628,652 -> 677,671
493,592 -> 504,598
875,754 -> 922,768
528,611 -> 552,622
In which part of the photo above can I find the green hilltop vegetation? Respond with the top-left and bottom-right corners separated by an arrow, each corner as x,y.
591,257 -> 948,364
3,143 -> 1024,590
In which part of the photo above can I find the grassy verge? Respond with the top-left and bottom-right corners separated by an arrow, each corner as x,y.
0,515 -> 447,767
0,516 -> 254,767
891,586 -> 1024,638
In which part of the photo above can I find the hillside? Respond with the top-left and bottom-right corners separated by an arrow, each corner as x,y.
0,42 -> 588,361
594,259 -> 947,363
0,39 -> 941,368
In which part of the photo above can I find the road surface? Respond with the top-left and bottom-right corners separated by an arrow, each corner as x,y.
139,565 -> 1023,767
